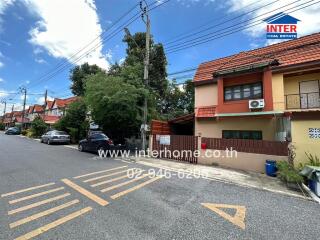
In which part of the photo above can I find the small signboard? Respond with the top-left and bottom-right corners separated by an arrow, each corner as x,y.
159,135 -> 171,145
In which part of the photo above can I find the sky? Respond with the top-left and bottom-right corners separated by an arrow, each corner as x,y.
0,0 -> 320,113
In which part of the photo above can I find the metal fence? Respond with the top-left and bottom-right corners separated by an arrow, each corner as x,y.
152,135 -> 198,163
202,137 -> 288,156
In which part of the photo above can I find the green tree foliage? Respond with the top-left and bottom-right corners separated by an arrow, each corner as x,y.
85,73 -> 146,143
31,116 -> 47,137
0,122 -> 5,130
54,99 -> 88,142
70,63 -> 105,96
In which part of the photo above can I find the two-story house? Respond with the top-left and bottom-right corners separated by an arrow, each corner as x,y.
194,32 -> 320,167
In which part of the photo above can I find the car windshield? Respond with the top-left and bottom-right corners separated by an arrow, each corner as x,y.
53,131 -> 68,135
91,133 -> 108,139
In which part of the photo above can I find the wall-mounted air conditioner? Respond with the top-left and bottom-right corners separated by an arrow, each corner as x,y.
249,99 -> 265,109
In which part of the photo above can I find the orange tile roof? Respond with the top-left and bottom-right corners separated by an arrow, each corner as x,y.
33,104 -> 44,113
194,32 -> 320,82
41,115 -> 61,124
196,106 -> 216,118
53,96 -> 79,108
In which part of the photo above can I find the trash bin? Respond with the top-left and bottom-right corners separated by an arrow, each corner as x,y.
265,160 -> 277,177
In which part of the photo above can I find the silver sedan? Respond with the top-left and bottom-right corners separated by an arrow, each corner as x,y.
41,130 -> 70,145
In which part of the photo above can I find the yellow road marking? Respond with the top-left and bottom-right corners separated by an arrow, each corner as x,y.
14,207 -> 92,240
73,166 -> 128,179
1,183 -> 55,198
91,170 -> 144,187
101,174 -> 151,193
83,169 -> 139,183
9,187 -> 65,204
61,179 -> 108,206
111,176 -> 161,199
201,203 -> 246,230
8,193 -> 70,215
9,199 -> 80,228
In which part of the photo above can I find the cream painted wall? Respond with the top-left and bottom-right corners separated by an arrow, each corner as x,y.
195,118 -> 276,140
194,84 -> 217,107
272,73 -> 285,111
291,120 -> 320,165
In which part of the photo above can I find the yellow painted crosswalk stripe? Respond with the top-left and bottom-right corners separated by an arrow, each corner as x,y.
101,174 -> 151,193
111,176 -> 162,199
83,169 -> 138,183
9,187 -> 65,204
90,169 -> 144,187
1,183 -> 55,197
8,193 -> 70,215
14,207 -> 92,240
9,199 -> 80,228
73,166 -> 127,179
61,179 -> 108,206
91,174 -> 130,187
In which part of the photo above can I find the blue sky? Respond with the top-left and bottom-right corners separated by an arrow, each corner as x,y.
0,0 -> 320,113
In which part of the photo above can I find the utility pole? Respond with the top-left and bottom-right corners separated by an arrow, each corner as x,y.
1,99 -> 6,122
44,89 -> 48,105
20,87 -> 27,130
140,0 -> 150,151
10,104 -> 14,125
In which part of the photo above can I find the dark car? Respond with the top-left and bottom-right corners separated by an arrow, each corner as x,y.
41,130 -> 70,145
5,127 -> 21,135
78,133 -> 113,153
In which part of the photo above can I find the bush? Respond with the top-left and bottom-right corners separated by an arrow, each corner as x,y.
21,129 -> 28,136
276,161 -> 303,183
31,116 -> 47,137
0,122 -> 5,130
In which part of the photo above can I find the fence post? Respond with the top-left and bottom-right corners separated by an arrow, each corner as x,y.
197,135 -> 202,151
149,134 -> 153,152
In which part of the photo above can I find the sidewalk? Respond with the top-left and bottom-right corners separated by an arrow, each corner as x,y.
123,156 -> 310,200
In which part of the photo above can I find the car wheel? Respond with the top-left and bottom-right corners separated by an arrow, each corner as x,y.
78,144 -> 84,152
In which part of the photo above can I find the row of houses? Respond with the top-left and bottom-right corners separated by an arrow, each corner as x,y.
1,96 -> 79,128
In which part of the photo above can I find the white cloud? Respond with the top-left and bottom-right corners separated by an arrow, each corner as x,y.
35,58 -> 46,64
226,0 -> 320,44
0,89 -> 9,98
0,61 -> 4,68
24,0 -> 110,70
0,0 -> 15,31
0,78 -> 4,83
36,95 -> 53,104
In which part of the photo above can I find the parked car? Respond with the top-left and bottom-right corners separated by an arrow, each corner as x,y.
78,133 -> 113,153
41,130 -> 70,145
5,127 -> 21,135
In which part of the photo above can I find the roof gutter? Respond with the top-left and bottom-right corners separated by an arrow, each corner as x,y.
213,60 -> 279,78
215,111 -> 284,117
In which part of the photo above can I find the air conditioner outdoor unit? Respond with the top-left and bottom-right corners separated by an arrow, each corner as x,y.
249,99 -> 265,109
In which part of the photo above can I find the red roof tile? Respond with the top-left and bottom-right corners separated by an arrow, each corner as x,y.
53,96 -> 79,108
42,115 -> 61,124
194,32 -> 320,82
33,104 -> 44,113
196,106 -> 216,118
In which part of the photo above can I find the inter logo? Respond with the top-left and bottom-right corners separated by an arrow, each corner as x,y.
264,12 -> 300,39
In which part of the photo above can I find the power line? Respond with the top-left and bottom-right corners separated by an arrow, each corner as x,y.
28,0 -> 172,90
166,0 -> 318,53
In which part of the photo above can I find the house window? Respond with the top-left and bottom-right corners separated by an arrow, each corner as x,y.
309,128 -> 320,139
222,130 -> 263,140
224,82 -> 262,101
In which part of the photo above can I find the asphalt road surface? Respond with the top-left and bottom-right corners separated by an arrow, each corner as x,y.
0,132 -> 319,240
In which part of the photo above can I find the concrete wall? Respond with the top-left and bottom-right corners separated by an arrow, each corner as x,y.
284,72 -> 320,95
195,118 -> 276,140
291,120 -> 320,165
198,149 -> 287,173
194,84 -> 217,108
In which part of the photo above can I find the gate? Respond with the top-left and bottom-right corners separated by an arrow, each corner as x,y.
152,135 -> 198,163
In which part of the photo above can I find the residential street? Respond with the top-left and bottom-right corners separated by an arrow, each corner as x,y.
0,132 -> 319,240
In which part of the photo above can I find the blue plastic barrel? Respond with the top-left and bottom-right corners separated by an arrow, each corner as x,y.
265,160 -> 277,177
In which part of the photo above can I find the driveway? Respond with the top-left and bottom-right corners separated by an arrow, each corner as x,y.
0,133 -> 319,240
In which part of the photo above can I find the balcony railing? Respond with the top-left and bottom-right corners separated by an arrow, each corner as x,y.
285,92 -> 320,109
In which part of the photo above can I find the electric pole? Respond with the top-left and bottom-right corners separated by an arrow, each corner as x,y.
1,99 -> 6,121
10,104 -> 14,125
20,87 -> 27,130
141,0 -> 150,151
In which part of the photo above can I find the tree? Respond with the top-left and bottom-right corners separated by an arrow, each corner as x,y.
54,99 -> 88,142
85,73 -> 147,143
70,63 -> 105,96
31,116 -> 47,137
